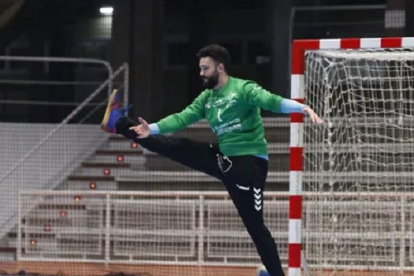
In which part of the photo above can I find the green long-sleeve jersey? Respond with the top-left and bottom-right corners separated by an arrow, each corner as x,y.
155,76 -> 283,156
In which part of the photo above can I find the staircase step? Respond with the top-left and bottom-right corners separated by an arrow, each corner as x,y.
59,180 -> 117,191
144,154 -> 290,171
75,167 -> 139,177
90,154 -> 145,165
81,162 -> 130,168
105,137 -> 144,150
96,150 -> 142,155
67,176 -> 115,181
105,118 -> 290,145
117,171 -> 288,191
108,136 -> 129,141
118,180 -> 287,191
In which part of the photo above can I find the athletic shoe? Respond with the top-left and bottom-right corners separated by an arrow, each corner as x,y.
256,265 -> 271,276
101,89 -> 130,133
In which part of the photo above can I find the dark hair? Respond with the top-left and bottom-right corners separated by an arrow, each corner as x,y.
196,44 -> 231,71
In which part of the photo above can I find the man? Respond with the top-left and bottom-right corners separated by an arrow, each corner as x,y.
101,44 -> 323,276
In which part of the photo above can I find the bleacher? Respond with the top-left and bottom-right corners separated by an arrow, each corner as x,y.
64,118 -> 291,192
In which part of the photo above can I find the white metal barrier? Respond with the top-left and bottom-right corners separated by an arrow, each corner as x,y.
16,190 -> 414,271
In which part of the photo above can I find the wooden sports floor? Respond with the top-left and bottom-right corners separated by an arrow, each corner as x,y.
0,262 -> 414,276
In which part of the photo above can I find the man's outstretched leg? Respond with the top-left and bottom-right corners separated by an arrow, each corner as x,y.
100,89 -> 223,179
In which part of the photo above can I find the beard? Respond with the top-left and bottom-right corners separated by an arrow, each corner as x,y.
201,71 -> 219,89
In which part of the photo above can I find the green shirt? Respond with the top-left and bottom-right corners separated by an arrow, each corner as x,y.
155,76 -> 283,156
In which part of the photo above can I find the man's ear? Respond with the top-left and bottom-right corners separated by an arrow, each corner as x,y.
217,63 -> 225,72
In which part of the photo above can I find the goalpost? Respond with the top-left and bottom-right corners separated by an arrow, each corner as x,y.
289,37 -> 414,276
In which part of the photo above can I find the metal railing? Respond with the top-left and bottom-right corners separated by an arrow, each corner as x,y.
16,190 -> 414,272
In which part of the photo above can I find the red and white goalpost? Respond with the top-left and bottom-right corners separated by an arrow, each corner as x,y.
289,37 -> 414,276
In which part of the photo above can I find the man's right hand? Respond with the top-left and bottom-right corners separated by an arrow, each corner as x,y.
129,117 -> 150,139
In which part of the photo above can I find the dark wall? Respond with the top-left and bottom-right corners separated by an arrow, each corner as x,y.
0,0 -> 399,123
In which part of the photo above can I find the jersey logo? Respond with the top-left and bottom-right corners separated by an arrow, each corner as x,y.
217,109 -> 223,122
228,92 -> 237,100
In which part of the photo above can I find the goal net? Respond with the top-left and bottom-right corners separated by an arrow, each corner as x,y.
303,47 -> 414,275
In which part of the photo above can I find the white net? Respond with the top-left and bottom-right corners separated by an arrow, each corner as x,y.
303,48 -> 414,275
